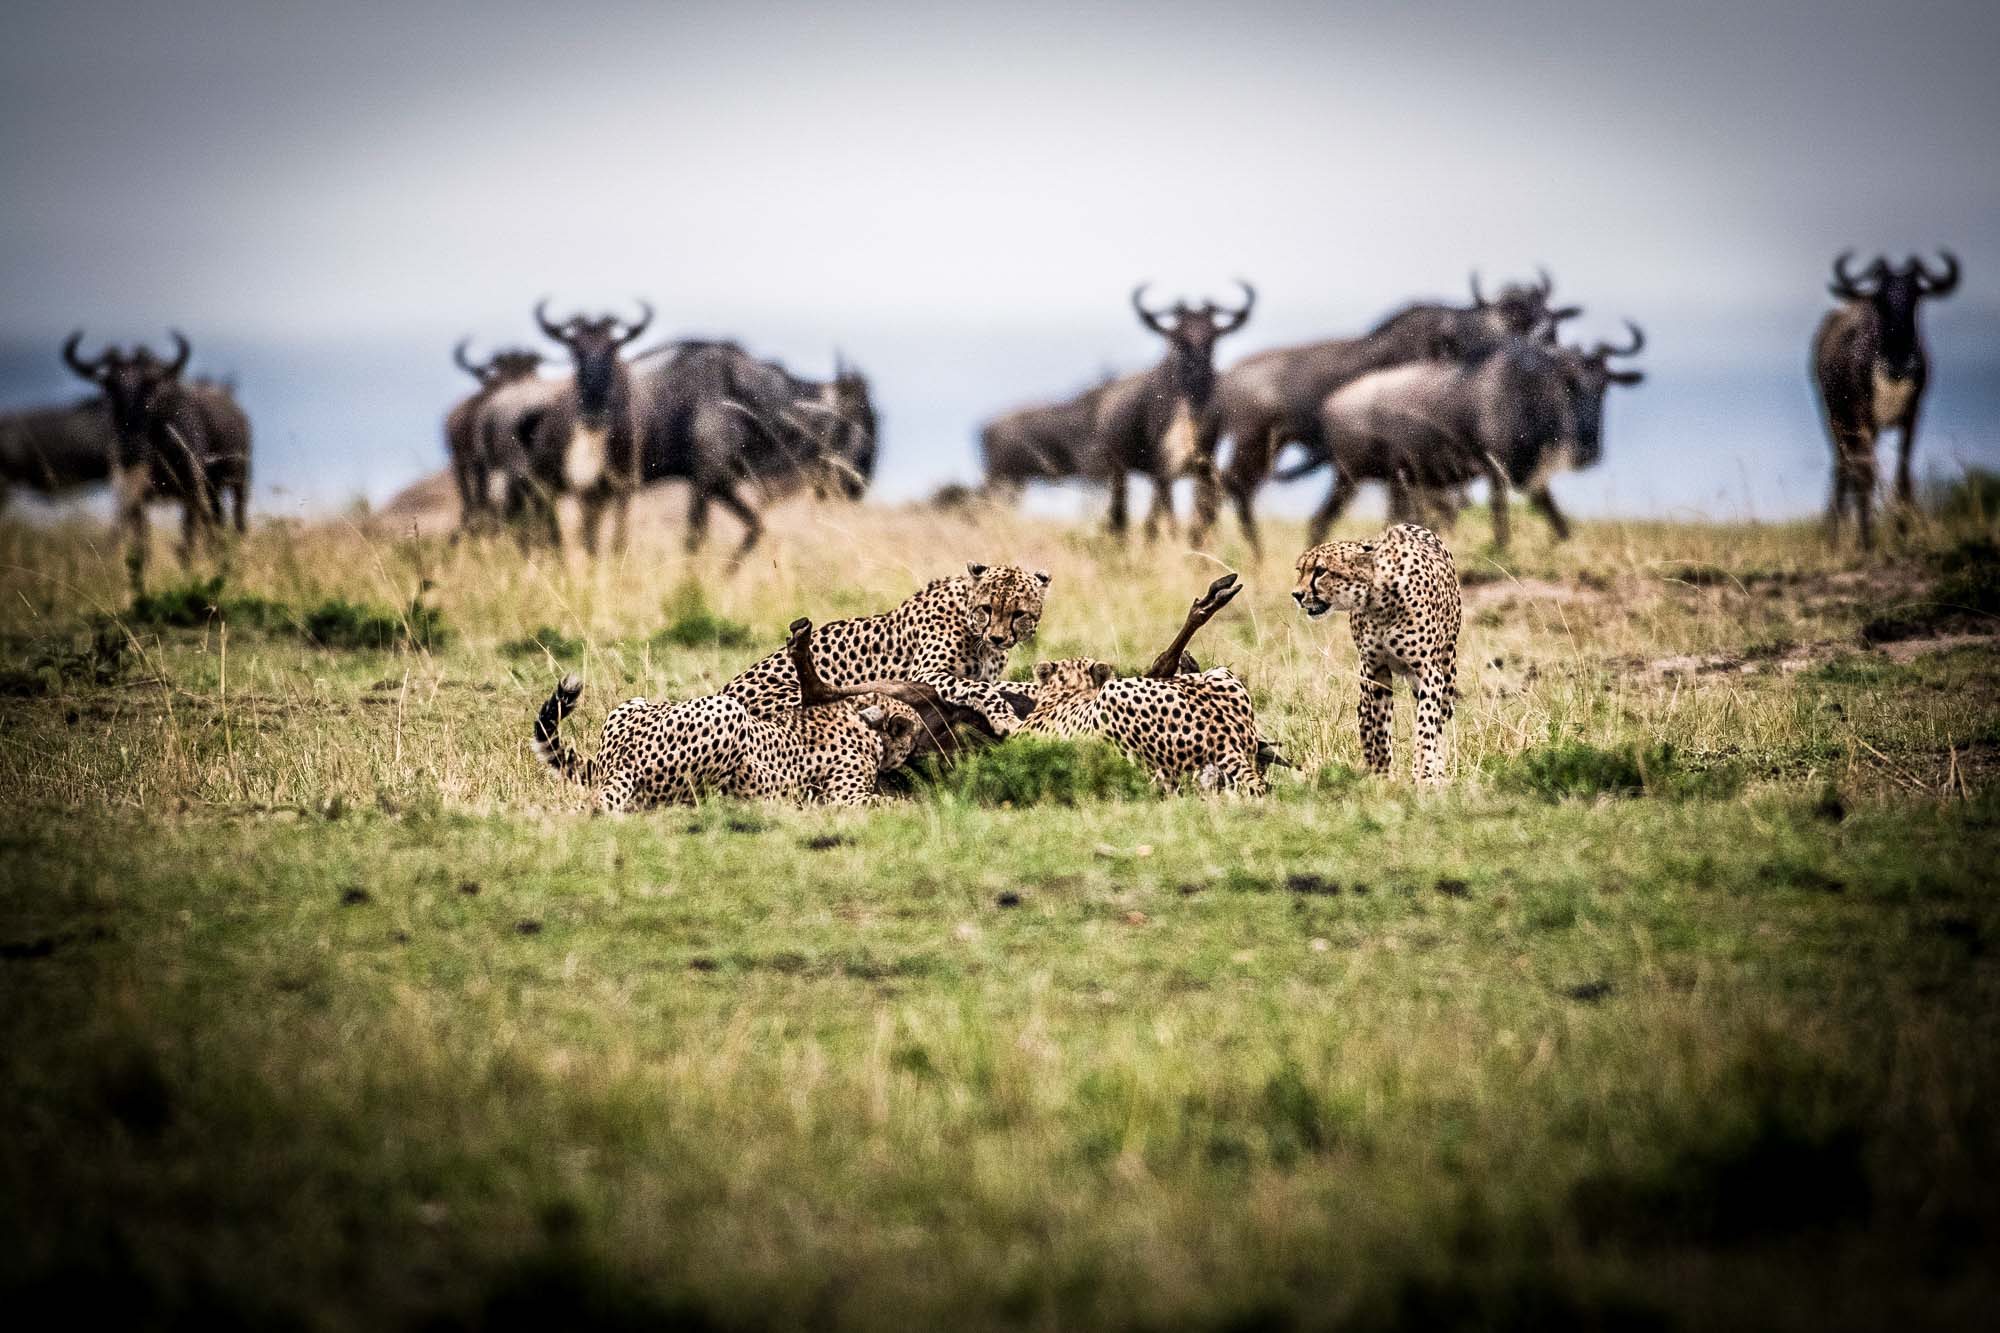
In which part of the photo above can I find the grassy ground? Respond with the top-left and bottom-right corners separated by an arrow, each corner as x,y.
2,493 -> 1998,1330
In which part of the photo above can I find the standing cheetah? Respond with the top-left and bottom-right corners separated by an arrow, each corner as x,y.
1292,523 -> 1461,784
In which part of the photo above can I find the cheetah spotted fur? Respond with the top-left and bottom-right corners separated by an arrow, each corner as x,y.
532,676 -> 920,811
1020,657 -> 1269,795
1293,523 -> 1461,784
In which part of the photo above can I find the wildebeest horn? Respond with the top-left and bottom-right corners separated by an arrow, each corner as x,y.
1214,280 -> 1256,332
1595,320 -> 1645,359
616,301 -> 654,345
1915,249 -> 1960,296
61,330 -> 109,380
453,338 -> 489,382
1132,284 -> 1173,333
533,299 -> 569,342
1535,267 -> 1554,300
162,331 -> 191,377
1468,271 -> 1488,307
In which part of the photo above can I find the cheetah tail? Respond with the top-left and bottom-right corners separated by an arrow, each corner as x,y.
532,674 -> 596,786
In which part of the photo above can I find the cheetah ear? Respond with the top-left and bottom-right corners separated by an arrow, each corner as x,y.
1033,661 -> 1057,685
965,562 -> 988,579
882,712 -> 918,743
1090,662 -> 1114,687
1033,568 -> 1052,587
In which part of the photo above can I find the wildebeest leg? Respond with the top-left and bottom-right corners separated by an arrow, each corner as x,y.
1228,480 -> 1262,557
1357,655 -> 1394,777
1893,401 -> 1922,526
1852,459 -> 1878,550
1106,469 -> 1131,538
1306,469 -> 1356,547
578,492 -> 606,557
685,486 -> 711,552
1479,453 -> 1512,551
608,490 -> 631,554
122,502 -> 148,595
230,479 -> 248,537
712,481 -> 764,569
178,498 -> 202,569
1142,473 -> 1177,542
1528,486 -> 1571,541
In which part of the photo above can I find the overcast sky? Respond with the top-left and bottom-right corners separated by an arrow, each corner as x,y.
5,0 -> 1995,344
2,1 -> 1995,516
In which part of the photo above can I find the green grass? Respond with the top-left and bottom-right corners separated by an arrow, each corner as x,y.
2,498 -> 1998,1329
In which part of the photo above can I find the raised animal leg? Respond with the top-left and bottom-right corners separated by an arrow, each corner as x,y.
1412,663 -> 1455,786
1357,655 -> 1394,777
1528,486 -> 1571,542
1144,573 -> 1241,679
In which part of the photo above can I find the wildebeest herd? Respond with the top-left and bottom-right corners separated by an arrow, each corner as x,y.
0,251 -> 1963,592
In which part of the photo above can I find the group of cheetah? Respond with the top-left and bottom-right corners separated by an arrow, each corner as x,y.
532,524 -> 1462,810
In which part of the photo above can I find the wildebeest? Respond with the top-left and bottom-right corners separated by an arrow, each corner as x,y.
1293,323 -> 1645,549
527,300 -> 652,553
61,331 -> 251,591
1207,271 -> 1570,552
0,395 -> 112,509
633,340 -> 876,564
977,375 -> 1114,500
1093,283 -> 1255,538
1813,250 -> 1960,547
444,340 -> 544,533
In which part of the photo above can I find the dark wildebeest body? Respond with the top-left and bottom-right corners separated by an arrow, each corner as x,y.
444,341 -> 544,534
978,377 -> 1113,500
634,341 -> 876,564
0,396 -> 112,507
524,301 -> 652,554
1211,272 -> 1574,552
1812,250 -> 1959,548
1091,283 -> 1254,540
1298,326 -> 1644,549
62,332 -> 251,591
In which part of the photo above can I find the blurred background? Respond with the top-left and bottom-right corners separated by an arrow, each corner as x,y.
2,0 -> 1995,521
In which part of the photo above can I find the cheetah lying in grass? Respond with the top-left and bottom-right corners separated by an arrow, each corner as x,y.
1016,574 -> 1285,794
1292,522 -> 1462,784
532,617 -> 1016,810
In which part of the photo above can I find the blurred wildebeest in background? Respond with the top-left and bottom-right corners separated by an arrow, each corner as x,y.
977,374 -> 1115,502
1092,282 -> 1254,539
0,395 -> 112,510
528,300 -> 652,553
1208,270 -> 1571,552
1813,250 -> 1959,548
444,340 -> 544,534
634,340 -> 870,565
62,331 -> 251,591
1292,322 -> 1645,549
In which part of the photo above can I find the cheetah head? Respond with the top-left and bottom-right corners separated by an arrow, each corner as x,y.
1031,657 -> 1114,698
963,562 -> 1051,653
856,702 -> 923,772
1292,542 -> 1375,618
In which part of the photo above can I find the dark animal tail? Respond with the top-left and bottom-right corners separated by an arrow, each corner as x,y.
532,675 -> 595,786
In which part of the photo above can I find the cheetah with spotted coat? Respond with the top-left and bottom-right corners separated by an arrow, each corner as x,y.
724,562 -> 1050,738
532,676 -> 921,811
1021,657 -> 1269,794
1293,523 -> 1461,784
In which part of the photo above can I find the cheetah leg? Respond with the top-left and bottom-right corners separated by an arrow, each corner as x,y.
1357,656 -> 1395,777
1412,665 -> 1454,786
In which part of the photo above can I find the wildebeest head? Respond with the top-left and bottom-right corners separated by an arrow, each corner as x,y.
1829,250 -> 1958,379
454,339 -> 544,388
1558,321 -> 1645,469
63,330 -> 190,463
534,300 -> 651,421
1469,268 -> 1579,345
1132,282 -> 1255,377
